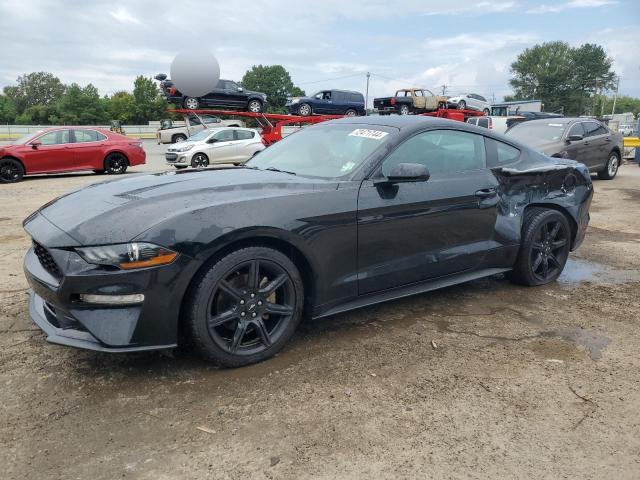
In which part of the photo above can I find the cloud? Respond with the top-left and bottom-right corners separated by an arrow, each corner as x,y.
109,6 -> 140,24
526,0 -> 617,14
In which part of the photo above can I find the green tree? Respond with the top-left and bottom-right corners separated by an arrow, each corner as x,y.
598,95 -> 640,117
3,72 -> 65,115
108,91 -> 136,123
241,65 -> 304,112
55,83 -> 108,125
0,95 -> 17,123
132,76 -> 166,124
509,41 -> 615,115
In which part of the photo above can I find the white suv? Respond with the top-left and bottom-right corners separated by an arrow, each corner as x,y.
165,127 -> 265,169
447,93 -> 491,114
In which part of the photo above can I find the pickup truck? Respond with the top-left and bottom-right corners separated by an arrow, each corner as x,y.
156,114 -> 245,144
374,88 -> 447,115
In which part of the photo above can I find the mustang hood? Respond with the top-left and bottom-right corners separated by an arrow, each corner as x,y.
26,168 -> 331,247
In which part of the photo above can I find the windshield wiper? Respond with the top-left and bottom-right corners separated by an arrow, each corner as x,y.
265,167 -> 297,176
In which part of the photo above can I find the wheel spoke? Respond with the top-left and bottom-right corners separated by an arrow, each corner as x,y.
259,273 -> 288,295
247,260 -> 260,289
551,239 -> 567,249
219,280 -> 243,301
532,242 -> 543,251
548,253 -> 561,268
549,222 -> 561,240
253,319 -> 272,347
541,257 -> 549,278
208,309 -> 237,328
230,321 -> 248,353
265,302 -> 293,316
532,252 -> 543,271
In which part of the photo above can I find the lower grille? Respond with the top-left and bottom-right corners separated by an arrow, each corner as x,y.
33,241 -> 62,277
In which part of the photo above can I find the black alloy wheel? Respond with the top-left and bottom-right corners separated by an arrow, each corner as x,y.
104,153 -> 128,174
186,247 -> 304,367
510,208 -> 571,286
0,158 -> 25,183
191,153 -> 209,168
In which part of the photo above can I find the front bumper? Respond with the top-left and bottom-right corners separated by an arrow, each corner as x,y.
23,242 -> 191,353
165,151 -> 191,165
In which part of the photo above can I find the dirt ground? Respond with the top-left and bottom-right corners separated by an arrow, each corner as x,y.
1,145 -> 639,479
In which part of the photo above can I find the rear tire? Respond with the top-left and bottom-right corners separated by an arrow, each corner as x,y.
509,208 -> 571,286
597,151 -> 620,180
345,109 -> 357,117
457,100 -> 467,110
399,104 -> 410,115
104,153 -> 128,175
0,158 -> 24,183
184,97 -> 200,109
172,134 -> 187,143
185,246 -> 304,367
483,108 -> 490,115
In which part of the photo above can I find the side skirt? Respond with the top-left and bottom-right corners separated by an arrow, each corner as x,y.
312,267 -> 511,320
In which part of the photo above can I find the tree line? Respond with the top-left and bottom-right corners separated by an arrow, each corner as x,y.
0,42 -> 636,126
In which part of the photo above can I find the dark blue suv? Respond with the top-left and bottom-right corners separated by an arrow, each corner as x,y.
286,89 -> 365,116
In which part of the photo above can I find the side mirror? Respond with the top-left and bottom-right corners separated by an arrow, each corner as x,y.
207,138 -> 218,144
377,163 -> 430,184
567,134 -> 583,142
31,141 -> 41,149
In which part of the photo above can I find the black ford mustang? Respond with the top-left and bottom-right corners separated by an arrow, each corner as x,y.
23,116 -> 593,367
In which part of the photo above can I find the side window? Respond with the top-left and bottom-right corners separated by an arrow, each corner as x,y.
225,81 -> 239,90
322,91 -> 331,100
584,122 -> 607,137
567,123 -> 585,138
353,93 -> 364,103
478,118 -> 489,128
486,138 -> 520,167
74,130 -> 101,142
333,91 -> 345,103
202,116 -> 220,124
381,129 -> 486,177
235,130 -> 255,140
189,116 -> 201,126
477,95 -> 487,102
213,130 -> 235,142
37,130 -> 70,145
413,90 -> 423,97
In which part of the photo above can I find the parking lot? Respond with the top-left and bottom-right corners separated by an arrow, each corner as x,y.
1,141 -> 640,479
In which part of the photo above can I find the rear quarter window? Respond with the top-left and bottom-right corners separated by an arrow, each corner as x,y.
486,138 -> 521,167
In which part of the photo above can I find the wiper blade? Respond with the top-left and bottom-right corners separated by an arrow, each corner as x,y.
265,167 -> 296,175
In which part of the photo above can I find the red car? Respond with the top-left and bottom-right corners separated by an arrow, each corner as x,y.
0,127 -> 146,183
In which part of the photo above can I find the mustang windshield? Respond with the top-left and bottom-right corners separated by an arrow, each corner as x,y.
247,124 -> 396,178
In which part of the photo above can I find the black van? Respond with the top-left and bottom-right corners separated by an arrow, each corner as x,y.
286,90 -> 366,116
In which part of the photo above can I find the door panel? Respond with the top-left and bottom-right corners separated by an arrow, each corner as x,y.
564,123 -> 590,165
26,130 -> 73,172
357,129 -> 500,295
70,130 -> 105,168
583,121 -> 609,169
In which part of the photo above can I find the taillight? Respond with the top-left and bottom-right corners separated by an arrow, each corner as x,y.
488,118 -> 493,129
390,98 -> 396,105
168,87 -> 176,95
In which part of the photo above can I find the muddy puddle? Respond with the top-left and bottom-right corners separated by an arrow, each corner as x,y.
558,258 -> 640,285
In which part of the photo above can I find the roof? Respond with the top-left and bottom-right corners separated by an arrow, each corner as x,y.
492,99 -> 541,106
327,115 -> 453,129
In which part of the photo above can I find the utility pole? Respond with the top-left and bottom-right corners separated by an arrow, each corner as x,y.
611,76 -> 620,116
365,72 -> 370,112
441,84 -> 447,96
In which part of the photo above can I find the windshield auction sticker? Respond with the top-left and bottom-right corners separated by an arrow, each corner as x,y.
349,129 -> 389,140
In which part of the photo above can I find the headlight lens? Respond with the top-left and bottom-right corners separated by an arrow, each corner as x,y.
291,98 -> 299,104
175,144 -> 194,152
76,242 -> 177,270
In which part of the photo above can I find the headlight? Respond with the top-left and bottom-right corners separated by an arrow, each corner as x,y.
76,242 -> 177,270
291,98 -> 299,104
174,144 -> 194,152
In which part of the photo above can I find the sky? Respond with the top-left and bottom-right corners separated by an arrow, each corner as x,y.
0,0 -> 638,107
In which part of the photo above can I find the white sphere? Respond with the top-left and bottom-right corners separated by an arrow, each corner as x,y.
170,50 -> 220,98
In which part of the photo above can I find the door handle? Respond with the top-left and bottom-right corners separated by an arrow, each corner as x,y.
475,188 -> 497,198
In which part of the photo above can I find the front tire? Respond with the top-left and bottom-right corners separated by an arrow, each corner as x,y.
104,153 -> 128,175
247,99 -> 263,113
185,246 -> 304,367
297,103 -> 312,116
457,100 -> 467,110
509,208 -> 571,286
0,158 -> 24,183
597,151 -> 620,180
191,153 -> 209,168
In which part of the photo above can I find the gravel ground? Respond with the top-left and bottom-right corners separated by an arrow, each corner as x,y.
1,143 -> 639,479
